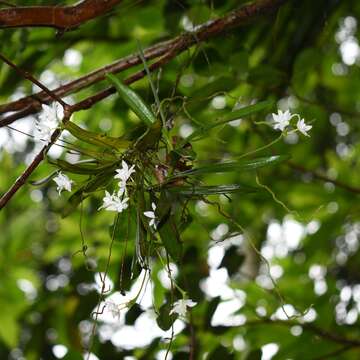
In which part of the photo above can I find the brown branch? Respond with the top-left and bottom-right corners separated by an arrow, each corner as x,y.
245,318 -> 360,347
0,0 -> 121,30
0,38 -> 176,122
0,52 -> 68,109
311,345 -> 356,360
0,0 -> 287,124
0,0 -> 288,210
288,161 -> 360,195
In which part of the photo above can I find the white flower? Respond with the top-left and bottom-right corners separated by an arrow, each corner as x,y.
144,202 -> 157,229
53,172 -> 73,195
170,299 -> 197,317
114,160 -> 136,187
105,300 -> 129,320
297,118 -> 312,137
98,190 -> 129,213
99,191 -> 114,210
34,103 -> 64,145
106,301 -> 121,320
272,109 -> 292,132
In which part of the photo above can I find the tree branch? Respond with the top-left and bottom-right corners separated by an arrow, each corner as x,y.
288,161 -> 360,195
0,0 -> 288,210
0,0 -> 287,125
0,0 -> 121,30
0,38 -> 175,121
245,318 -> 360,347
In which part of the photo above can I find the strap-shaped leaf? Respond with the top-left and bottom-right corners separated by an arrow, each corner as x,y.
157,191 -> 183,262
62,172 -> 112,217
166,184 -> 260,196
169,155 -> 290,179
49,159 -> 115,175
64,120 -> 130,151
136,205 -> 148,267
106,73 -> 157,127
184,100 -> 273,143
29,171 -> 58,186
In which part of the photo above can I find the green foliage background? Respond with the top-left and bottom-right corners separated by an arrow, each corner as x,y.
1,0 -> 360,359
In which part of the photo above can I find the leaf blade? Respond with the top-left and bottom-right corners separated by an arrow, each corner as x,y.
106,73 -> 157,127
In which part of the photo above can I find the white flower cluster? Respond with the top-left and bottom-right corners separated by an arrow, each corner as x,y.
35,103 -> 64,145
272,109 -> 312,136
99,160 -> 135,213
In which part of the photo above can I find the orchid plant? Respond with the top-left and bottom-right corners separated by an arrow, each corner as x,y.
32,72 -> 313,332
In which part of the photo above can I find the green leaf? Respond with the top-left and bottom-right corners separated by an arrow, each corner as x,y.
246,349 -> 262,360
157,192 -> 183,262
106,73 -> 157,127
166,184 -> 260,196
109,209 -> 129,241
136,204 -> 148,267
248,64 -> 285,87
125,304 -> 143,325
50,159 -> 115,175
29,170 -> 58,186
64,120 -> 130,151
184,100 -> 273,143
62,172 -> 112,217
134,119 -> 162,150
204,297 -> 221,329
208,345 -> 235,360
169,155 -> 290,179
220,245 -> 245,276
63,351 -> 83,360
156,300 -> 177,331
0,311 -> 19,348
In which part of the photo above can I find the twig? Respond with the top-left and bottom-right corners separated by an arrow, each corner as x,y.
0,52 -> 68,108
311,345 -> 357,360
0,39 -> 174,119
288,161 -> 360,195
0,0 -> 122,30
0,0 -> 288,123
245,318 -> 360,346
0,0 -> 288,209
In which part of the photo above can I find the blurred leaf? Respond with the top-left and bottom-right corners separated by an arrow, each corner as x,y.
0,310 -> 18,348
158,192 -> 183,262
248,64 -> 285,87
125,304 -> 143,325
63,351 -> 83,360
166,183 -> 260,196
156,300 -> 177,331
220,245 -> 245,276
208,345 -> 235,360
184,100 -> 273,143
204,296 -> 221,329
247,349 -> 262,360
